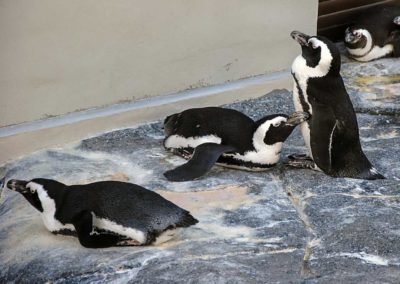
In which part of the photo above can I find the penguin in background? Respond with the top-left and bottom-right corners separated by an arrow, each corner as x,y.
163,107 -> 309,182
289,30 -> 384,180
344,5 -> 400,61
6,178 -> 198,248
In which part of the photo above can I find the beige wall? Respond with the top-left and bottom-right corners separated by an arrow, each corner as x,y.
0,0 -> 318,127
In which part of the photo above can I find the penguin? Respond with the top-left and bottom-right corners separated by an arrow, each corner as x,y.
289,30 -> 385,180
163,107 -> 309,181
395,16 -> 400,25
6,178 -> 198,248
344,5 -> 400,61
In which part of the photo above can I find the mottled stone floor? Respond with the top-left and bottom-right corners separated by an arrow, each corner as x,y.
0,53 -> 399,283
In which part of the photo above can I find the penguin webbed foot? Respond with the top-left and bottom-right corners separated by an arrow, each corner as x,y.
170,147 -> 194,159
285,154 -> 316,170
72,211 -> 121,248
116,239 -> 141,246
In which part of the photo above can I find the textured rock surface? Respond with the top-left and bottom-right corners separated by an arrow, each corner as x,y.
0,53 -> 399,283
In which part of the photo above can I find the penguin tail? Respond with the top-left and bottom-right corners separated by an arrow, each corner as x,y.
176,212 -> 199,228
359,167 -> 385,180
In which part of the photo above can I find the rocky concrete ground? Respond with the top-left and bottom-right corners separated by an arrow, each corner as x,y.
0,53 -> 399,283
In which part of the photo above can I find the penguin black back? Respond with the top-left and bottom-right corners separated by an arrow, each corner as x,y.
164,107 -> 256,153
62,181 -> 192,233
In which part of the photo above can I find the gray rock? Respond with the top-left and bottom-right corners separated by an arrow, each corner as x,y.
1,55 -> 399,283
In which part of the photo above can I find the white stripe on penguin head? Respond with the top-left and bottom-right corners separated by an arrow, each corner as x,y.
27,181 -> 74,233
346,29 -> 373,57
224,116 -> 286,165
292,37 -> 333,80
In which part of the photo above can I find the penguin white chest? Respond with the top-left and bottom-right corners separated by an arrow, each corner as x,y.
353,44 -> 394,62
35,187 -> 74,232
292,78 -> 312,156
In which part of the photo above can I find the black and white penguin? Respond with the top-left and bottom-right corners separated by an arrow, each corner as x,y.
6,178 -> 198,248
163,107 -> 309,181
344,5 -> 400,61
395,16 -> 400,25
289,30 -> 384,180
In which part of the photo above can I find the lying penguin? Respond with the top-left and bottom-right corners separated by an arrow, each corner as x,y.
6,178 -> 198,248
163,107 -> 309,181
289,30 -> 384,180
344,5 -> 400,61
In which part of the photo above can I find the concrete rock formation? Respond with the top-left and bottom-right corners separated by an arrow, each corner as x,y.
0,50 -> 399,283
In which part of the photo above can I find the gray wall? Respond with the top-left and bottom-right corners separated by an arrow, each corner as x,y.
0,0 -> 318,127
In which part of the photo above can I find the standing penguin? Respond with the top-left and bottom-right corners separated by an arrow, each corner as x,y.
6,178 -> 198,248
289,30 -> 384,180
344,5 -> 400,61
163,107 -> 309,181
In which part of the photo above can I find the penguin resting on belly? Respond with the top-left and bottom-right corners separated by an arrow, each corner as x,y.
344,5 -> 400,61
6,179 -> 198,248
288,30 -> 384,180
163,107 -> 309,181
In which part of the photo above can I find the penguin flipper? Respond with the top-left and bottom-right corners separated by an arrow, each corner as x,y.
164,143 -> 236,182
72,211 -> 123,248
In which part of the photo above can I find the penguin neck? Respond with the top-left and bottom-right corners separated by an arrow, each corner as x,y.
250,120 -> 282,164
292,43 -> 334,81
347,29 -> 373,57
31,182 -> 67,214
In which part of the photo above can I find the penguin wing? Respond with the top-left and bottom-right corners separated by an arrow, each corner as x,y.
164,143 -> 237,181
309,103 -> 337,173
77,182 -> 197,238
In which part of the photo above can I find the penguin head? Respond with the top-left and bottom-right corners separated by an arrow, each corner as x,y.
291,31 -> 340,76
7,178 -> 66,212
344,26 -> 369,47
394,16 -> 400,25
254,112 -> 309,146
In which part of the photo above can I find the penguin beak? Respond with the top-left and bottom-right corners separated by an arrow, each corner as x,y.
345,28 -> 360,43
7,179 -> 28,193
291,31 -> 310,46
344,29 -> 354,43
285,111 -> 310,126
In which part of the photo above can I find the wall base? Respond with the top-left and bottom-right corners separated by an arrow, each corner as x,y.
0,71 -> 291,164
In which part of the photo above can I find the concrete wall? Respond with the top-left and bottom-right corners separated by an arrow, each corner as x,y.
0,0 -> 318,127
